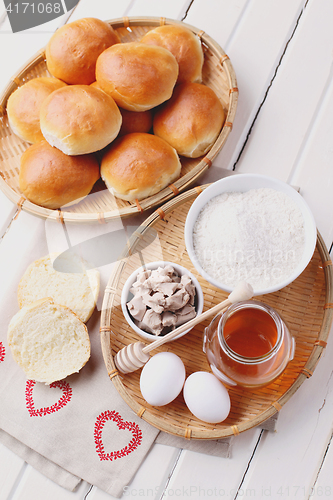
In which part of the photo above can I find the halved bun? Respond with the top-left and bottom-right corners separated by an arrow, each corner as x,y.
18,253 -> 100,323
101,132 -> 181,201
6,77 -> 66,143
46,17 -> 120,85
153,82 -> 225,158
19,141 -> 100,209
7,298 -> 90,384
96,42 -> 179,111
141,25 -> 203,83
40,85 -> 122,155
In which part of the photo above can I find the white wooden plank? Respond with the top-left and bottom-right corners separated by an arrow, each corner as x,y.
70,0 -> 192,23
0,210 -> 43,306
311,433 -> 333,500
235,0 -> 333,183
127,0 -> 192,20
88,444 -> 180,499
68,0 -> 134,22
10,465 -> 91,500
164,428 -> 261,499
0,443 -> 26,500
185,0 -> 248,47
185,0 -> 307,174
236,318 -> 333,500
287,68 -> 333,249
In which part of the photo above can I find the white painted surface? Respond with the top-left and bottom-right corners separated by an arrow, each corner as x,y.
236,0 -> 333,185
166,429 -> 262,500
240,320 -> 333,499
0,444 -> 25,500
69,0 -> 134,22
186,0 -> 308,173
0,0 -> 333,498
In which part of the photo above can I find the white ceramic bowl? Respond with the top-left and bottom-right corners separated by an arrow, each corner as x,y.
184,173 -> 317,295
121,261 -> 204,342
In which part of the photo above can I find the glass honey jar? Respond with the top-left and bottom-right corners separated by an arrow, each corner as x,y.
203,300 -> 295,389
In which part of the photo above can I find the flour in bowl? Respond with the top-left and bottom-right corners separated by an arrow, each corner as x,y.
192,188 -> 305,290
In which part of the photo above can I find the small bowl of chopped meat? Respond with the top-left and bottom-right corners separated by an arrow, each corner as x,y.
184,173 -> 317,296
121,261 -> 204,342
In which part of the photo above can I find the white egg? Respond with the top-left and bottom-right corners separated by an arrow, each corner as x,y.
183,371 -> 231,424
140,352 -> 186,406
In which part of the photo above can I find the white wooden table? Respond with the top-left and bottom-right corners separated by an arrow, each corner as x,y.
1,0 -> 333,499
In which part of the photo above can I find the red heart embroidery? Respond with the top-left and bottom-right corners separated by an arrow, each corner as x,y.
0,342 -> 5,363
94,410 -> 142,461
25,379 -> 72,417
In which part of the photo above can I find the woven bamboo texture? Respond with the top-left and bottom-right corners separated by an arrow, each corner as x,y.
100,184 -> 333,440
0,17 -> 238,224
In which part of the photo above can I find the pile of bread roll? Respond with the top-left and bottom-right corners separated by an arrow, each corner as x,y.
6,17 -> 225,209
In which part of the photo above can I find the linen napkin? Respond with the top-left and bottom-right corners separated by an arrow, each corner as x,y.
0,205 -> 278,496
0,218 -> 161,497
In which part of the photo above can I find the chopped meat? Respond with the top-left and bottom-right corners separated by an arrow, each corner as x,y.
126,295 -> 146,322
161,311 -> 177,327
181,275 -> 196,305
141,309 -> 163,335
155,281 -> 180,297
141,291 -> 165,314
175,304 -> 197,326
131,269 -> 151,288
126,264 -> 197,335
165,289 -> 190,311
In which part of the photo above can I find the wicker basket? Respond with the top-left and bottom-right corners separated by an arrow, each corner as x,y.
0,17 -> 238,224
100,184 -> 333,440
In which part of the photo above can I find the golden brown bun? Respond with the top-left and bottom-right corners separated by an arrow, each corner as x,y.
7,77 -> 66,143
19,141 -> 100,209
95,42 -> 179,111
119,108 -> 153,136
141,25 -> 203,83
101,133 -> 181,201
46,17 -> 120,85
40,85 -> 122,155
153,82 -> 225,158
90,81 -> 153,136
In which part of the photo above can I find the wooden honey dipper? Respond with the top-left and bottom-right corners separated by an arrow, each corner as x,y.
114,281 -> 254,374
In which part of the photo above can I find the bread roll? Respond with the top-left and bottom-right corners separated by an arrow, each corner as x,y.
6,77 -> 66,143
141,25 -> 203,83
18,253 -> 100,323
90,81 -> 153,136
101,132 -> 181,201
40,85 -> 122,155
19,141 -> 100,209
95,42 -> 179,111
153,82 -> 225,158
7,298 -> 90,384
118,108 -> 153,136
46,17 -> 120,85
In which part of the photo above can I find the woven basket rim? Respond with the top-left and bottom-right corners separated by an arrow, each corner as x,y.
100,183 -> 333,440
0,17 -> 238,224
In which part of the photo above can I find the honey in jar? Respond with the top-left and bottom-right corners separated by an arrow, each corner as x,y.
203,300 -> 295,388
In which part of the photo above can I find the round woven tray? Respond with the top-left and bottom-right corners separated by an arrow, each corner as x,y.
100,184 -> 333,440
0,17 -> 237,224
